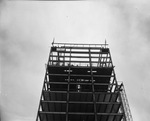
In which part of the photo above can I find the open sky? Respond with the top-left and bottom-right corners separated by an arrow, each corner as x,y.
1,0 -> 150,121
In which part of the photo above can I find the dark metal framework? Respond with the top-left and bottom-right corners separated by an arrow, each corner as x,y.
36,43 -> 133,121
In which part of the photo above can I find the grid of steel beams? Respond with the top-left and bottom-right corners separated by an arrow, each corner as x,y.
36,43 -> 132,121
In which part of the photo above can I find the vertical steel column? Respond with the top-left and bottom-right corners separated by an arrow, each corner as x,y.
97,49 -> 102,67
66,47 -> 71,121
89,48 -> 97,121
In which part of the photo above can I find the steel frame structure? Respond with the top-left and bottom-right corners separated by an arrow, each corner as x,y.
36,43 -> 133,121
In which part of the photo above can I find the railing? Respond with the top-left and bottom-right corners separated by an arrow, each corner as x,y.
119,83 -> 133,121
53,43 -> 108,48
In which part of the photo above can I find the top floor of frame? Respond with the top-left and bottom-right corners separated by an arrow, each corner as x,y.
49,42 -> 112,68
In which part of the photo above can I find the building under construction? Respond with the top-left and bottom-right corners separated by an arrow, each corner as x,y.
36,43 -> 133,121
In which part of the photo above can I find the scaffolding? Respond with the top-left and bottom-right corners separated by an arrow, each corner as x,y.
36,43 -> 133,121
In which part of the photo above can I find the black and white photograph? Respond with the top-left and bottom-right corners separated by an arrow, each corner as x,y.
1,0 -> 150,121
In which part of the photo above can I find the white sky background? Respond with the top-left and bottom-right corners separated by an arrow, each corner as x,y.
1,0 -> 150,121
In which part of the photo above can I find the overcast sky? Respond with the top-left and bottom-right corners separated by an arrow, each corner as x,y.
1,0 -> 150,121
